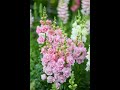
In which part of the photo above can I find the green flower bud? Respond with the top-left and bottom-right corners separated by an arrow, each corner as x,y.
74,84 -> 77,87
68,85 -> 72,89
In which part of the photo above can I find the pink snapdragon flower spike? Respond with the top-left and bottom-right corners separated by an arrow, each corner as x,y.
57,0 -> 70,24
36,18 -> 87,89
81,0 -> 90,15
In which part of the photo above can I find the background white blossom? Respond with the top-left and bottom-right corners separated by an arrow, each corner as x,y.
81,0 -> 90,15
86,45 -> 90,71
30,9 -> 34,28
71,20 -> 89,43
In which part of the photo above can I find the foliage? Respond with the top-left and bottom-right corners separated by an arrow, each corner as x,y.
68,71 -> 77,90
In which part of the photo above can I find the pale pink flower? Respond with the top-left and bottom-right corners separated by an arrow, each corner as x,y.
41,59 -> 47,66
40,20 -> 45,25
41,47 -> 47,54
45,66 -> 53,75
52,54 -> 58,61
56,58 -> 65,68
48,48 -> 55,54
61,38 -> 65,44
55,82 -> 61,89
42,25 -> 49,33
43,54 -> 52,61
58,75 -> 66,83
71,5 -> 79,12
47,61 -> 56,68
55,29 -> 62,36
54,73 -> 60,80
43,66 -> 46,72
42,57 -> 49,64
72,45 -> 87,64
54,35 -> 60,43
65,63 -> 71,68
67,38 -> 73,45
41,74 -> 47,80
47,29 -> 55,36
76,59 -> 83,64
37,36 -> 45,44
79,47 -> 87,59
58,51 -> 64,57
52,66 -> 63,74
46,20 -> 52,25
73,47 -> 82,58
36,26 -> 42,34
62,67 -> 71,78
66,55 -> 75,65
48,35 -> 54,43
47,76 -> 55,83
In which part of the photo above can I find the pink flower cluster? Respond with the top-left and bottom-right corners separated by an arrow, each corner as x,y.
36,19 -> 87,89
71,0 -> 80,12
36,20 -> 52,44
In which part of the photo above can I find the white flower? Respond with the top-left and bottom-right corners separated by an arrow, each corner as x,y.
30,9 -> 34,28
41,74 -> 47,80
72,21 -> 77,27
71,21 -> 89,42
86,45 -> 90,71
86,45 -> 90,60
81,28 -> 88,42
76,25 -> 81,32
38,33 -> 45,38
82,35 -> 87,42
82,28 -> 88,36
85,20 -> 90,34
71,21 -> 83,41
64,0 -> 70,4
86,60 -> 90,71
